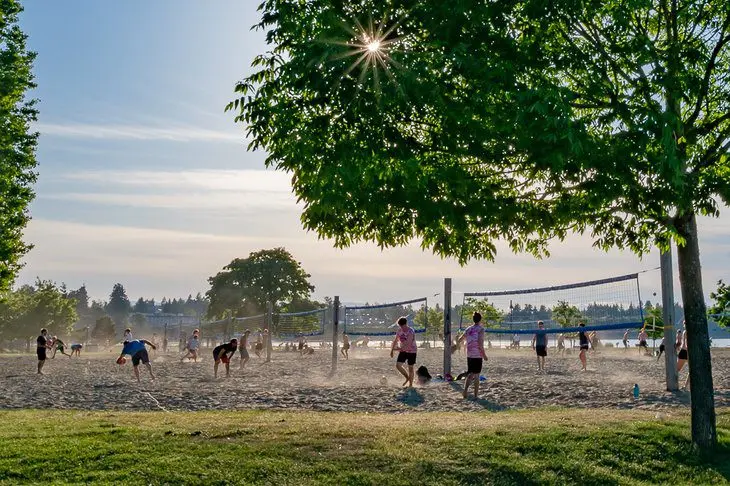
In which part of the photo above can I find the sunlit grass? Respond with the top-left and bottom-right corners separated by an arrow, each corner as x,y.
0,408 -> 728,485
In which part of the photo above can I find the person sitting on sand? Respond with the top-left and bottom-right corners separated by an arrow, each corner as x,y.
531,321 -> 548,373
51,336 -> 71,358
213,338 -> 238,378
117,339 -> 157,383
622,329 -> 630,349
341,333 -> 350,359
416,365 -> 432,385
70,343 -> 83,357
239,330 -> 251,370
458,312 -> 487,399
390,316 -> 417,388
637,328 -> 649,355
301,344 -> 315,355
181,332 -> 200,363
37,328 -> 50,375
578,323 -> 591,371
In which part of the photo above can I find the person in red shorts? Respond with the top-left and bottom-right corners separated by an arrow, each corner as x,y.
213,338 -> 238,378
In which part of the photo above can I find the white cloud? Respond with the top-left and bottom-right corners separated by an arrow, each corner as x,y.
36,122 -> 243,143
63,169 -> 292,193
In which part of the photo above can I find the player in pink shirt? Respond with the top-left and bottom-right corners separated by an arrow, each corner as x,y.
457,311 -> 488,399
390,316 -> 417,387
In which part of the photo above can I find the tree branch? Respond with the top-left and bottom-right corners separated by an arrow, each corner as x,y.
686,12 -> 730,129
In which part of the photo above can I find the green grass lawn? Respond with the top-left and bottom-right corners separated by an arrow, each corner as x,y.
0,408 -> 728,485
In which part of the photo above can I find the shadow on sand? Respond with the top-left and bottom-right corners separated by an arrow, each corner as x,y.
396,387 -> 425,407
448,381 -> 506,411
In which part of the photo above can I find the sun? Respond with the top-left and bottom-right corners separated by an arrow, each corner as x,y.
366,39 -> 381,53
323,13 -> 409,95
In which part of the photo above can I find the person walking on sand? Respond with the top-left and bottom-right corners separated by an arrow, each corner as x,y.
677,322 -> 688,374
341,333 -> 350,359
657,337 -> 666,361
117,339 -> 157,383
181,332 -> 200,363
557,333 -> 566,356
213,338 -> 238,378
36,328 -> 50,374
239,330 -> 251,370
622,329 -> 630,350
390,316 -> 417,387
675,322 -> 684,354
578,323 -> 591,371
458,312 -> 487,399
532,321 -> 548,372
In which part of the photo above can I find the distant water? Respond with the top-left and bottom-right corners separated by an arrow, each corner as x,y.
481,337 -> 730,349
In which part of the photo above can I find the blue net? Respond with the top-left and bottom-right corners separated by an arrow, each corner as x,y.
459,273 -> 644,334
344,297 -> 428,336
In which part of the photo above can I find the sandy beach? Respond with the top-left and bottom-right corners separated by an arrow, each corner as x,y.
1,346 -> 728,413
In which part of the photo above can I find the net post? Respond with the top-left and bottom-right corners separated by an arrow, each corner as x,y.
661,250 -> 679,391
443,278 -> 452,377
331,296 -> 340,375
265,301 -> 273,363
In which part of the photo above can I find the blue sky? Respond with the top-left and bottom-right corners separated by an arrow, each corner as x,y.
16,1 -> 730,308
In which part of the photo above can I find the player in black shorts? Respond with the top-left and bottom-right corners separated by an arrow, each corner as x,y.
213,339 -> 238,378
578,323 -> 590,371
36,328 -> 49,374
531,321 -> 548,372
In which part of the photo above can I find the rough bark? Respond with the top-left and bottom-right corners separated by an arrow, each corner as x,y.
675,212 -> 716,451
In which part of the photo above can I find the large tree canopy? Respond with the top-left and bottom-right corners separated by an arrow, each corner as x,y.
0,0 -> 39,291
206,248 -> 315,319
231,0 -> 729,450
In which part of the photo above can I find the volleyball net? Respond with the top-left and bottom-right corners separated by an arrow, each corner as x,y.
344,297 -> 428,336
273,308 -> 327,338
458,273 -> 645,334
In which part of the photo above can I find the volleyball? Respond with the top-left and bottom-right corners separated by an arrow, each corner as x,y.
116,356 -> 126,365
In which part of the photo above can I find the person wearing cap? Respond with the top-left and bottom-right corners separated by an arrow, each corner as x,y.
390,316 -> 417,387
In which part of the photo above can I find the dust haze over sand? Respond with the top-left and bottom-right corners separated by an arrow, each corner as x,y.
2,347 -> 728,413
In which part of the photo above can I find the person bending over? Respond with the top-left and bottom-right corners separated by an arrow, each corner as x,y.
213,339 -> 238,378
118,339 -> 157,383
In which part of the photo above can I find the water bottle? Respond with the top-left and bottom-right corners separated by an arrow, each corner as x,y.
633,384 -> 640,399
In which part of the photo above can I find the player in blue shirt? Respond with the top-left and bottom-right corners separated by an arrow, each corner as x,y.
117,339 -> 157,382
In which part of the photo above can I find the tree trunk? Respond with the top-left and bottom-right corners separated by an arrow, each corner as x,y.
675,212 -> 716,451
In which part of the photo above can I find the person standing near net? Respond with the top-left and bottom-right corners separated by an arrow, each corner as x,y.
239,330 -> 251,370
213,338 -> 238,378
457,312 -> 487,399
637,328 -> 649,355
622,329 -> 630,350
578,323 -> 591,371
557,333 -> 566,356
531,321 -> 548,373
341,333 -> 350,360
390,317 -> 417,387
